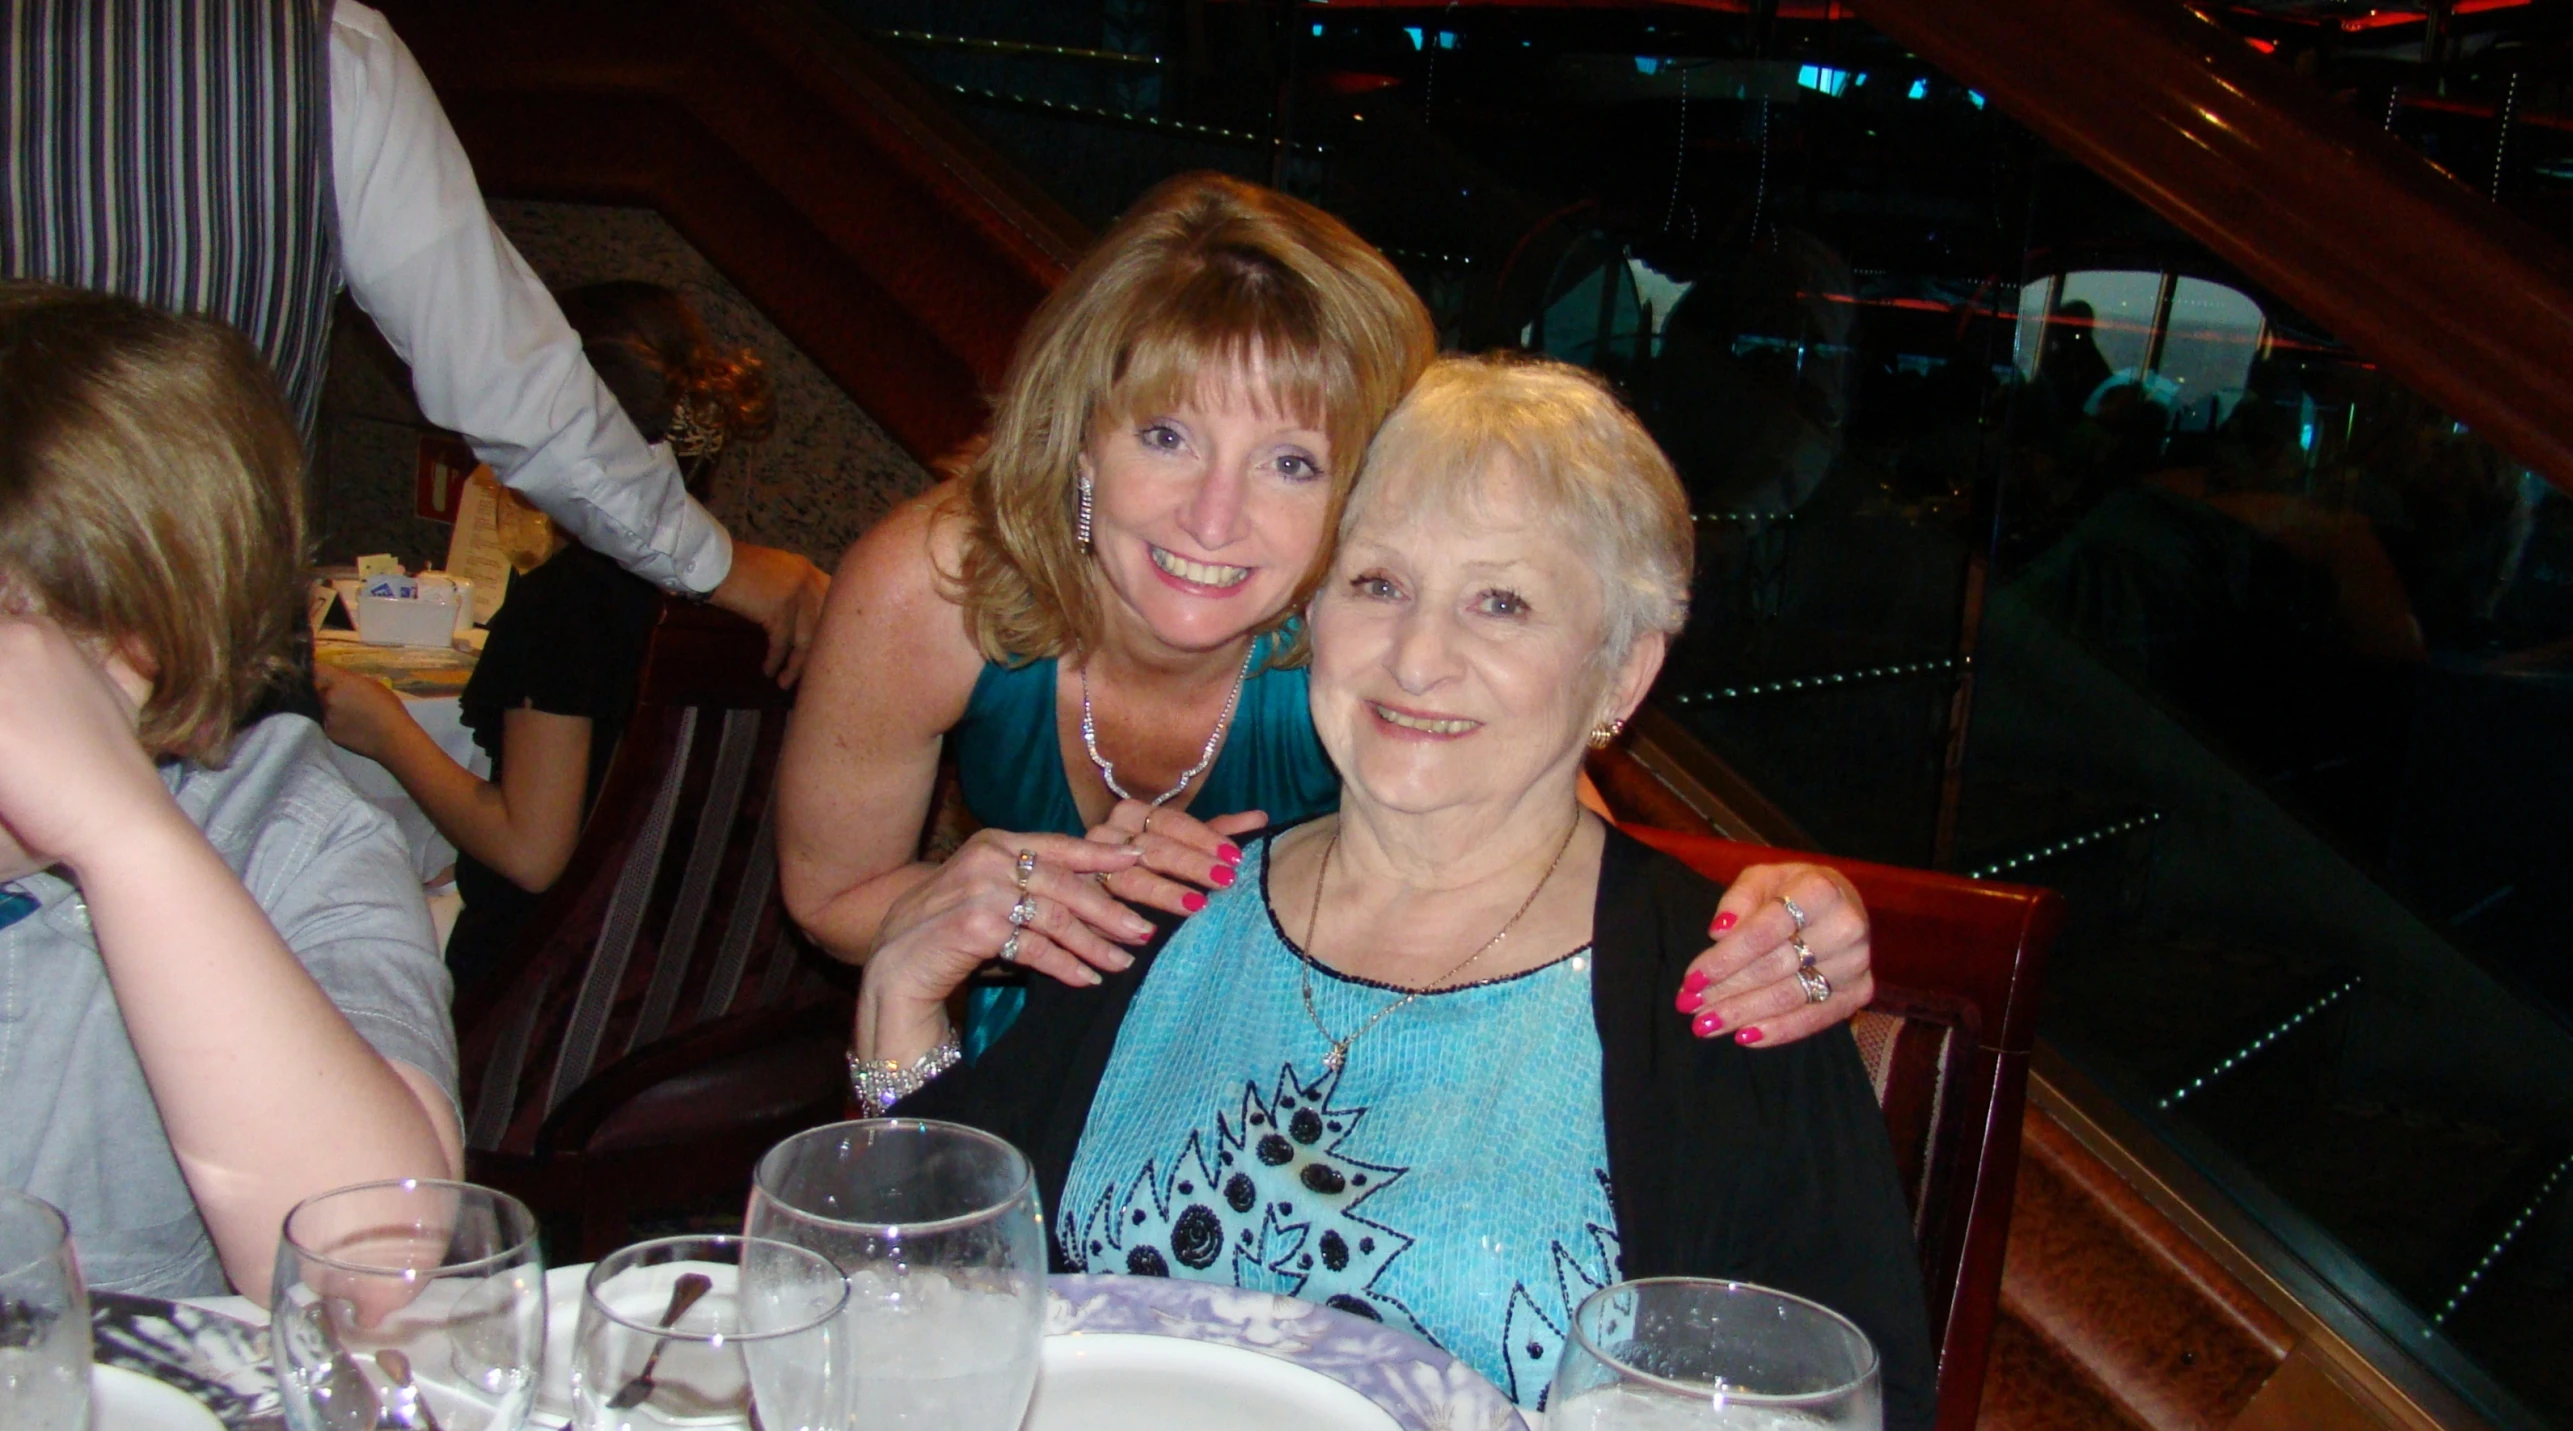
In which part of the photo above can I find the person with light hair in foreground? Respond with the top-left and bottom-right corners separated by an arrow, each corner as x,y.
0,283 -> 459,1303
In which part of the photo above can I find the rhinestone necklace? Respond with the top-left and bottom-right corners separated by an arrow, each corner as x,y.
1079,643 -> 1257,810
1297,814 -> 1582,1076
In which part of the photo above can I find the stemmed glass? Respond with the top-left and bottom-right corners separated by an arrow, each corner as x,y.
569,1235 -> 850,1431
0,1189 -> 89,1431
1549,1278 -> 1882,1430
746,1119 -> 1046,1430
272,1179 -> 545,1431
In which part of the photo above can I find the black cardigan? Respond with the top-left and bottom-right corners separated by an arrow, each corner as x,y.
901,824 -> 1936,1429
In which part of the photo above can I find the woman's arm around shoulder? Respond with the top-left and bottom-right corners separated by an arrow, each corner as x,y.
776,482 -> 989,962
1596,835 -> 1936,1431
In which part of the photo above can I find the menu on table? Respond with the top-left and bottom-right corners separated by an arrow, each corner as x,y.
443,467 -> 514,627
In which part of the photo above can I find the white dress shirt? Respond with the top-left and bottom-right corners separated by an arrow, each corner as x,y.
328,1 -> 731,594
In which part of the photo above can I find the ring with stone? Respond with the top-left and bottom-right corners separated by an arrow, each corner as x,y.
1008,892 -> 1039,928
1791,935 -> 1815,971
1013,848 -> 1038,892
1796,967 -> 1833,1004
1780,894 -> 1809,934
997,930 -> 1023,964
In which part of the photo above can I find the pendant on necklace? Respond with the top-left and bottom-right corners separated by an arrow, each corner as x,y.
1324,1043 -> 1347,1075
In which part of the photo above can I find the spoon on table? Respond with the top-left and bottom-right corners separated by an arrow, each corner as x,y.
373,1349 -> 446,1431
607,1273 -> 716,1410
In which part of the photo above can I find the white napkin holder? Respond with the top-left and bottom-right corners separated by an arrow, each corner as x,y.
352,572 -> 473,647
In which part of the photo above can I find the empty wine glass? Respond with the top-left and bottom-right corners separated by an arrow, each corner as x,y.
0,1189 -> 88,1431
746,1119 -> 1046,1431
570,1235 -> 850,1431
272,1179 -> 545,1431
1549,1278 -> 1881,1430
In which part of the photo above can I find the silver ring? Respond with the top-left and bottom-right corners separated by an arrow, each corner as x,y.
1791,935 -> 1815,971
1014,848 -> 1038,892
1009,892 -> 1039,928
1780,895 -> 1809,934
1796,967 -> 1833,1004
997,930 -> 1023,964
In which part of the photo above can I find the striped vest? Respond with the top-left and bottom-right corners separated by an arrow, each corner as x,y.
2,0 -> 342,441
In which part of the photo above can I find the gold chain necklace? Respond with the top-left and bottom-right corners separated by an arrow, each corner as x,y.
1297,815 -> 1583,1076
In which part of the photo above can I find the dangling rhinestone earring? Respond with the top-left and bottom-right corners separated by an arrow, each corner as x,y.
1076,470 -> 1095,553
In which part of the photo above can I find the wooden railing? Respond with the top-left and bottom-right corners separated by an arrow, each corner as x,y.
1850,0 -> 2573,497
370,0 -> 1089,463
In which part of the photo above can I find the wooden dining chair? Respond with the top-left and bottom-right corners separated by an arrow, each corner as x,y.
455,600 -> 852,1257
1622,825 -> 2062,1431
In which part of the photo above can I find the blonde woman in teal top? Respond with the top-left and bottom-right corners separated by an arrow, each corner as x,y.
777,173 -> 1882,1069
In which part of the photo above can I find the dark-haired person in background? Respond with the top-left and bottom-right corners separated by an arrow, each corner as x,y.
317,282 -> 773,997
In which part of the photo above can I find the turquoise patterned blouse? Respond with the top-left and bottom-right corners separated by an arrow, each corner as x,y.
1059,835 -> 1623,1409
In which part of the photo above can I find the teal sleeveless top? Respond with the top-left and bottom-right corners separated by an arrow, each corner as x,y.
949,631 -> 1341,1056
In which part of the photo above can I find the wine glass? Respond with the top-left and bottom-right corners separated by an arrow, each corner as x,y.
569,1235 -> 849,1431
1549,1278 -> 1882,1430
746,1119 -> 1046,1430
272,1179 -> 545,1431
0,1189 -> 89,1431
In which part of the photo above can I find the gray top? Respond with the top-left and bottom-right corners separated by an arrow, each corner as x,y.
0,715 -> 457,1296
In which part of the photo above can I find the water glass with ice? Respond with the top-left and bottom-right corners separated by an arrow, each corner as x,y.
1549,1278 -> 1882,1430
0,1189 -> 88,1431
746,1119 -> 1046,1431
570,1236 -> 849,1431
271,1179 -> 545,1431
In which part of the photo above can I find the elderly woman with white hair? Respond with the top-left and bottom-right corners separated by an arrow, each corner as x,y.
868,354 -> 1934,1425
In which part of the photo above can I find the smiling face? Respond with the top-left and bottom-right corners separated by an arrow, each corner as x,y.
1080,361 -> 1336,657
1307,462 -> 1664,821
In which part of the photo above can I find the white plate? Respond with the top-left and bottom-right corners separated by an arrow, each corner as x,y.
1026,1332 -> 1398,1431
93,1363 -> 225,1431
538,1267 -> 1522,1431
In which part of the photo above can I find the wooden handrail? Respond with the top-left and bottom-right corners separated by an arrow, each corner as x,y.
1848,0 -> 2573,495
370,0 -> 1088,463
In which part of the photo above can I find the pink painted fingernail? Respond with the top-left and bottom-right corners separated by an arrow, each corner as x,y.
1675,987 -> 1703,1014
1692,1010 -> 1726,1038
1710,912 -> 1739,935
1218,842 -> 1244,865
1735,1027 -> 1764,1046
1181,891 -> 1207,913
1209,864 -> 1237,888
1681,968 -> 1711,994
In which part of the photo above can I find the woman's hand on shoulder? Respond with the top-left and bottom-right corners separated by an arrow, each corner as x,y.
1083,799 -> 1270,917
1673,862 -> 1875,1048
866,829 -> 1153,1010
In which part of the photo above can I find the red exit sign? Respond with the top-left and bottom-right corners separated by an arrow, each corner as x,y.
416,435 -> 478,523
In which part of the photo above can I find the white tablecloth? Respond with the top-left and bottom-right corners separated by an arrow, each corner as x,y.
314,634 -> 489,884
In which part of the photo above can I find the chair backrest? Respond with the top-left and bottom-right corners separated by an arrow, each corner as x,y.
457,600 -> 811,1157
1621,825 -> 2062,1431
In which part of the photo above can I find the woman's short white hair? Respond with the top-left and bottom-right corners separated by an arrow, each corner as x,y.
1342,353 -> 1693,665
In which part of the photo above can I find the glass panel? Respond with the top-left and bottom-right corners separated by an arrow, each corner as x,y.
821,3 -> 2573,1420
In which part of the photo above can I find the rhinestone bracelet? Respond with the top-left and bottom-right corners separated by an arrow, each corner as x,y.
847,1033 -> 963,1115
